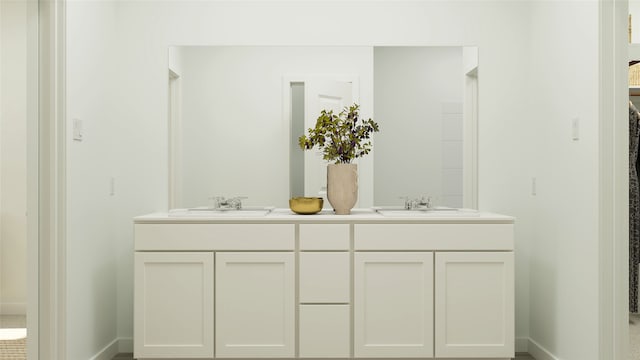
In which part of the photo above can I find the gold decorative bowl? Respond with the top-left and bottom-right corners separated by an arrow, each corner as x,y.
289,197 -> 323,215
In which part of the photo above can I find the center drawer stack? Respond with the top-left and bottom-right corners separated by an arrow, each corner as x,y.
298,224 -> 351,358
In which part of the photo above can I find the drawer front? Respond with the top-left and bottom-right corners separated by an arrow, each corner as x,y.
135,223 -> 295,251
299,252 -> 350,303
299,305 -> 350,358
300,224 -> 350,250
354,224 -> 514,251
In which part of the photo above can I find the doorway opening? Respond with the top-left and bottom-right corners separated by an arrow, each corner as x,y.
286,76 -> 358,207
0,0 -> 38,358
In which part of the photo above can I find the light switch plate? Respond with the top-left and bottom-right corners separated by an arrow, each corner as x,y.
73,118 -> 83,141
571,118 -> 580,141
531,177 -> 537,196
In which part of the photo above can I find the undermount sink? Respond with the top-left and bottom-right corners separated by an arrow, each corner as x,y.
374,207 -> 480,217
168,207 -> 274,217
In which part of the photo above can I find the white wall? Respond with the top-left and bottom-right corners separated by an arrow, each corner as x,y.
111,1 -> 534,350
0,0 -> 27,316
176,46 -> 373,208
373,47 -> 463,207
66,1 -> 120,358
525,1 -> 600,359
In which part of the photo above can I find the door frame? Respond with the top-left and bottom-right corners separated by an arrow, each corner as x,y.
26,0 -> 40,358
599,0 -> 629,359
37,0 -> 67,358
463,67 -> 479,210
168,69 -> 181,209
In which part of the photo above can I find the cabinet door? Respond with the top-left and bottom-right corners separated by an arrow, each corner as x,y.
134,252 -> 214,358
435,252 -> 514,358
215,252 -> 295,358
354,252 -> 434,358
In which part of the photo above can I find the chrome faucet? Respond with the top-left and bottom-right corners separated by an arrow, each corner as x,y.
400,196 -> 433,210
210,196 -> 247,210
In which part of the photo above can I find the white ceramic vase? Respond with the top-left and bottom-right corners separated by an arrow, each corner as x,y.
327,163 -> 358,215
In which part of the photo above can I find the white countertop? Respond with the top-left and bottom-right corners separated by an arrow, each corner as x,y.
134,208 -> 514,224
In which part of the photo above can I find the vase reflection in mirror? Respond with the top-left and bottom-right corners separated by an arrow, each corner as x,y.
327,163 -> 358,215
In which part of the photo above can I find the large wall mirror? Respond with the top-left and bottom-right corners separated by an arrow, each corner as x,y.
168,46 -> 478,209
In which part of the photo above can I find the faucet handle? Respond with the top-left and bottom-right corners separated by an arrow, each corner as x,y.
398,196 -> 411,209
208,196 -> 225,208
420,196 -> 432,208
228,196 -> 248,209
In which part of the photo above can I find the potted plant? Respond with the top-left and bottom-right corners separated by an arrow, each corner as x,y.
299,103 -> 379,214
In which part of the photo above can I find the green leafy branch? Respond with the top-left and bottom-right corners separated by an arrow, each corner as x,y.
298,104 -> 379,164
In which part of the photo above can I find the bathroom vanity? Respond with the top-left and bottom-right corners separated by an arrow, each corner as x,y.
133,209 -> 514,360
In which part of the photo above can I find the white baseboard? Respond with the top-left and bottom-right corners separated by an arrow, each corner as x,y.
515,337 -> 529,352
106,337 -> 537,359
89,337 -> 133,359
528,338 -> 560,360
109,337 -> 539,359
89,338 -> 120,360
118,337 -> 133,353
99,337 -> 545,360
0,302 -> 26,315
90,338 -> 133,359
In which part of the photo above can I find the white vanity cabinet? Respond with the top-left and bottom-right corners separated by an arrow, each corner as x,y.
353,223 -> 514,359
134,210 -> 514,360
134,223 -> 296,359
